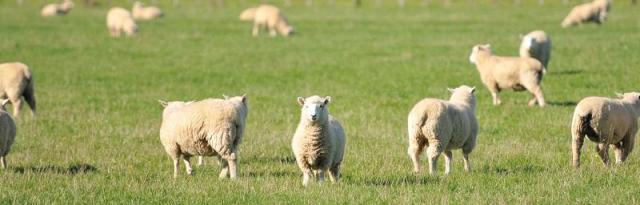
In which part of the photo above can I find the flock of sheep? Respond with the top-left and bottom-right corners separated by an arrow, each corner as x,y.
0,0 -> 635,187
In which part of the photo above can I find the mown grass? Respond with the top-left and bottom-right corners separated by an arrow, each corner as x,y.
0,0 -> 639,204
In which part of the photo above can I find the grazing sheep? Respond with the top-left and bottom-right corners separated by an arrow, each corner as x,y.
159,95 -> 248,179
520,30 -> 551,69
292,96 -> 345,186
407,86 -> 478,175
0,62 -> 36,118
132,1 -> 163,21
561,0 -> 611,28
0,99 -> 16,169
469,44 -> 546,107
106,7 -> 138,37
571,92 -> 640,168
242,4 -> 294,37
41,0 -> 74,17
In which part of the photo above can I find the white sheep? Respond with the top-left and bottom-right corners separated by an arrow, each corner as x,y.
469,44 -> 546,107
41,0 -> 74,17
0,62 -> 36,118
407,86 -> 478,175
106,7 -> 138,37
132,1 -> 163,21
159,95 -> 248,179
571,92 -> 640,168
561,0 -> 611,28
241,4 -> 294,37
520,30 -> 551,69
0,99 -> 16,169
292,96 -> 345,186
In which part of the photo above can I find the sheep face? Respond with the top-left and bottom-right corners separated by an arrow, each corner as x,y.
0,99 -> 9,111
297,96 -> 331,123
469,44 -> 490,64
277,23 -> 294,37
123,20 -> 138,36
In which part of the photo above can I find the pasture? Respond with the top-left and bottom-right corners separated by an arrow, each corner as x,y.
1,0 -> 639,203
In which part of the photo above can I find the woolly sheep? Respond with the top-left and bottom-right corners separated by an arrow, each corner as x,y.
159,95 -> 248,179
469,44 -> 546,107
407,86 -> 478,175
0,62 -> 36,118
107,7 -> 138,37
242,4 -> 294,37
571,92 -> 640,168
0,99 -> 16,169
40,0 -> 73,17
561,0 -> 611,28
292,96 -> 345,186
132,1 -> 163,21
520,30 -> 551,69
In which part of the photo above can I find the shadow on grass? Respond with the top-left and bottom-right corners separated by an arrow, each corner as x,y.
548,101 -> 577,107
246,155 -> 296,164
358,175 -> 439,186
12,163 -> 97,175
551,69 -> 582,75
244,170 -> 298,178
480,164 -> 545,175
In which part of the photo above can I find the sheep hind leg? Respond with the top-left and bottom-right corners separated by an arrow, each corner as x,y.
443,151 -> 453,175
0,156 -> 5,169
198,156 -> 204,166
596,143 -> 610,167
252,23 -> 260,37
302,168 -> 313,187
328,165 -> 340,182
227,154 -> 238,179
316,169 -> 325,184
426,142 -> 443,175
620,133 -> 635,163
183,156 -> 194,176
172,157 -> 180,178
491,91 -> 501,105
407,141 -> 425,173
218,156 -> 229,178
613,142 -> 624,165
8,95 -> 22,118
571,131 -> 586,168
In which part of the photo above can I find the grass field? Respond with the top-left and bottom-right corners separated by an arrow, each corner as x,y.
1,0 -> 639,203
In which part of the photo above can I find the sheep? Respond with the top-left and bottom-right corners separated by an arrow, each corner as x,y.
241,4 -> 294,37
0,62 -> 36,118
106,7 -> 138,37
407,86 -> 478,175
561,0 -> 611,28
520,30 -> 551,69
132,1 -> 163,21
159,95 -> 248,179
469,44 -> 546,107
291,96 -> 345,186
0,99 -> 16,169
41,0 -> 74,17
571,92 -> 640,168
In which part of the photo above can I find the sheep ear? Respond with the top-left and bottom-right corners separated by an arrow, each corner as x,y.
470,87 -> 476,94
158,100 -> 168,107
615,93 -> 624,98
241,94 -> 248,104
447,88 -> 455,93
1,99 -> 9,107
297,97 -> 305,106
324,96 -> 331,105
222,95 -> 229,99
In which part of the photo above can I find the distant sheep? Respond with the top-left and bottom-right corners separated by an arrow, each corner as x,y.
132,1 -> 163,21
407,86 -> 478,175
240,4 -> 294,37
292,96 -> 345,186
41,0 -> 74,17
520,30 -> 551,69
469,44 -> 546,107
107,7 -> 138,37
571,92 -> 640,168
0,62 -> 36,118
0,99 -> 16,169
561,0 -> 611,28
159,95 -> 248,179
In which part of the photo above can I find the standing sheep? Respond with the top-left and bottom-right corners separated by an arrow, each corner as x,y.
469,44 -> 546,107
0,99 -> 16,169
106,7 -> 138,37
520,30 -> 551,69
132,1 -> 163,21
407,86 -> 478,175
41,0 -> 74,17
561,0 -> 611,28
159,95 -> 248,179
0,62 -> 36,118
241,4 -> 294,37
292,96 -> 345,186
571,92 -> 640,168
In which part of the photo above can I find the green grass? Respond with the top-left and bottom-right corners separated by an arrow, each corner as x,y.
1,0 -> 640,203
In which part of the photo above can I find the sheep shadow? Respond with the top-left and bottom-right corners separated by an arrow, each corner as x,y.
551,69 -> 582,75
358,175 -> 439,186
548,101 -> 577,107
246,155 -> 296,164
12,163 -> 97,175
480,164 -> 545,176
243,170 -> 298,178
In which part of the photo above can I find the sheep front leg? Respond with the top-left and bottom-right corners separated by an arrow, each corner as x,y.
172,158 -> 180,178
530,86 -> 545,107
218,156 -> 229,178
0,156 -> 5,169
8,96 -> 22,118
426,142 -> 443,175
462,153 -> 471,172
198,156 -> 204,166
183,156 -> 193,176
316,169 -> 325,184
227,155 -> 238,179
302,168 -> 313,187
596,143 -> 610,167
443,151 -> 453,175
328,165 -> 340,182
252,23 -> 260,37
620,133 -> 636,163
613,142 -> 624,165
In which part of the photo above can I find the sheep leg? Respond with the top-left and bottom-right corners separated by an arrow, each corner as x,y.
183,156 -> 193,176
172,158 -> 179,178
268,25 -> 277,37
8,95 -> 22,118
0,156 -> 5,169
528,94 -> 537,106
302,168 -> 313,187
407,140 -> 425,173
316,169 -> 325,184
218,156 -> 229,178
462,153 -> 471,172
613,142 -> 624,165
531,86 -> 545,107
328,165 -> 340,182
596,143 -> 610,167
426,142 -> 443,175
491,91 -> 501,105
198,156 -> 204,166
443,150 -> 453,175
620,133 -> 635,163
227,156 -> 238,179
252,23 -> 260,37
571,130 -> 585,168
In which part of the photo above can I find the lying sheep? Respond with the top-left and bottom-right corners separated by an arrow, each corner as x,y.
469,44 -> 546,107
0,62 -> 36,118
132,1 -> 163,21
407,86 -> 478,175
520,30 -> 551,69
0,99 -> 16,169
107,7 -> 138,37
159,95 -> 248,179
292,96 -> 345,186
561,0 -> 611,28
241,4 -> 294,37
41,0 -> 74,17
571,92 -> 640,168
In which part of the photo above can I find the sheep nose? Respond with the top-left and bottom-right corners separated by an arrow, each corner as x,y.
311,114 -> 317,120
